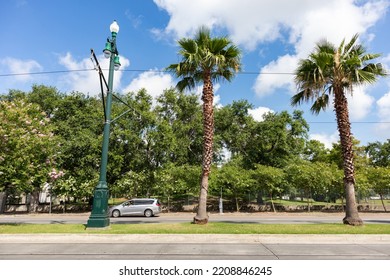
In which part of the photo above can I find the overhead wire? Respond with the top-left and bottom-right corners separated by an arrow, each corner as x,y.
1,68 -> 389,125
0,68 -> 296,77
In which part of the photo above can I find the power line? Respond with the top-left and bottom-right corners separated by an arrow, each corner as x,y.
0,69 -> 96,77
0,68 -> 296,77
2,68 -> 389,77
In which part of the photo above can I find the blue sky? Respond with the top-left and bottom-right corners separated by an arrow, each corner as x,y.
1,0 -> 390,148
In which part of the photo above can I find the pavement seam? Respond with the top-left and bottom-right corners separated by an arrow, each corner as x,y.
259,243 -> 280,260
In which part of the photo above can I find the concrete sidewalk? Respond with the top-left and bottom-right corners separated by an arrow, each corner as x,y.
1,234 -> 390,260
1,233 -> 390,244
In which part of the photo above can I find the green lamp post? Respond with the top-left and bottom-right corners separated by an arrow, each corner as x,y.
87,20 -> 121,228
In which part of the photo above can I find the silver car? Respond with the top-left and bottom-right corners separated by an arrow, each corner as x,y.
110,198 -> 161,218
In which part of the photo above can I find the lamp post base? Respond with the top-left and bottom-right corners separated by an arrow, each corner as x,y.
86,181 -> 110,228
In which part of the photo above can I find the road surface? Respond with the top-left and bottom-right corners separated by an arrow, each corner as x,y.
1,211 -> 389,224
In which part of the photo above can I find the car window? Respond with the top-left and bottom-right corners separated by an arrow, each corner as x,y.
133,199 -> 155,205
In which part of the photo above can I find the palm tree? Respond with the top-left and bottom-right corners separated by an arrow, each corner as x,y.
292,34 -> 386,225
167,26 -> 241,224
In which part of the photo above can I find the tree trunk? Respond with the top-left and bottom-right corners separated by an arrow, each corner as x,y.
194,72 -> 213,225
235,195 -> 239,212
270,191 -> 276,213
0,191 -> 7,214
257,191 -> 264,205
334,86 -> 363,226
379,194 -> 387,212
29,189 -> 40,213
194,172 -> 209,224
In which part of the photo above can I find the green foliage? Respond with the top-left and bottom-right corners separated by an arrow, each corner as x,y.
244,110 -> 309,168
365,140 -> 390,167
52,92 -> 103,191
252,164 -> 285,196
215,100 -> 255,158
366,167 -> 390,198
213,159 -> 255,211
2,84 -> 389,208
166,26 -> 242,92
53,176 -> 94,201
284,161 -> 341,204
0,98 -> 58,194
292,34 -> 386,114
112,170 -> 149,198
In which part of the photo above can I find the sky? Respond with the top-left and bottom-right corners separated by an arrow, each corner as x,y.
1,0 -> 390,148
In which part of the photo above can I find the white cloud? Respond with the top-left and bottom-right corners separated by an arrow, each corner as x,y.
377,92 -> 390,118
310,131 -> 339,149
58,52 -> 130,96
248,106 -> 274,122
383,53 -> 390,77
254,0 -> 388,97
123,70 -> 175,100
376,91 -> 390,132
253,54 -> 297,97
0,57 -> 43,93
153,0 -> 389,100
0,57 -> 42,82
347,86 -> 375,121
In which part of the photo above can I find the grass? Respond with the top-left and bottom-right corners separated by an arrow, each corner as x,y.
265,199 -> 390,206
1,222 -> 390,234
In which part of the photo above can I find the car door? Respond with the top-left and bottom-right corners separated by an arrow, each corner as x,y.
131,200 -> 145,215
121,200 -> 133,215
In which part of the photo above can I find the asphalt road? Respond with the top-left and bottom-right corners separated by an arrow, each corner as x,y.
0,211 -> 389,224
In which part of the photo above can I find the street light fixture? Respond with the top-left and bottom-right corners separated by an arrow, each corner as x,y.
87,20 -> 121,228
114,56 -> 121,71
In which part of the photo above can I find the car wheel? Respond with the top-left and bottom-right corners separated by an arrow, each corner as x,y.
144,209 -> 153,217
112,210 -> 120,218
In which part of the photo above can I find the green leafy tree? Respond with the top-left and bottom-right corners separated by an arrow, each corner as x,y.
366,167 -> 390,212
302,139 -> 330,162
154,164 -> 201,211
112,170 -> 149,198
154,89 -> 203,165
245,110 -> 309,168
215,100 -> 255,159
291,34 -> 386,225
52,92 -> 102,191
110,89 -> 157,183
251,164 -> 285,212
0,98 -> 58,212
284,161 -> 337,211
26,85 -> 63,118
214,160 -> 255,212
365,140 -> 390,167
167,26 -> 241,224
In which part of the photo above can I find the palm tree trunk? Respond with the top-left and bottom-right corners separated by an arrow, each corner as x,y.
194,72 -> 214,224
334,87 -> 363,226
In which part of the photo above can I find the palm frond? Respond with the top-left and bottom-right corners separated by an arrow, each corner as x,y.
293,33 -> 385,123
178,38 -> 198,55
291,90 -> 308,106
343,34 -> 360,55
310,93 -> 329,115
176,77 -> 196,92
195,26 -> 211,46
167,25 -> 241,92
